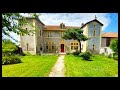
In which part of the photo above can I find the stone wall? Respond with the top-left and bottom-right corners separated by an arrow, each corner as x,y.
87,21 -> 101,53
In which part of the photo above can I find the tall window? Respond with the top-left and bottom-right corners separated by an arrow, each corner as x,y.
93,44 -> 95,50
93,30 -> 96,36
71,42 -> 79,50
47,32 -> 49,37
47,32 -> 52,37
26,43 -> 29,51
52,42 -> 54,50
60,32 -> 64,37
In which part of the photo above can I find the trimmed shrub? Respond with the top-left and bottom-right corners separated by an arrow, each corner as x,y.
81,51 -> 92,60
73,50 -> 80,56
2,56 -> 22,65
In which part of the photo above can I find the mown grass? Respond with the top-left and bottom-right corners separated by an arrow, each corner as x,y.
2,55 -> 58,77
65,55 -> 118,77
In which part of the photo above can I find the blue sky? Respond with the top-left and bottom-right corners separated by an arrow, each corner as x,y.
39,13 -> 118,33
4,13 -> 118,45
102,13 -> 118,33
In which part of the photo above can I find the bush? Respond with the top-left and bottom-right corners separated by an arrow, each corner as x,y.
73,50 -> 80,56
2,39 -> 18,56
81,51 -> 92,60
113,53 -> 118,60
66,52 -> 70,55
2,56 -> 22,65
107,54 -> 112,58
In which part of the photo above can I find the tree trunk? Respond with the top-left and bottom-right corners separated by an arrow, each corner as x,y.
79,41 -> 81,53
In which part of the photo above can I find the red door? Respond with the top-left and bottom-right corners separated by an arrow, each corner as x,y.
61,44 -> 64,52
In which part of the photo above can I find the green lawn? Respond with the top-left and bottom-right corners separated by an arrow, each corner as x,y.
2,55 -> 58,77
65,55 -> 118,77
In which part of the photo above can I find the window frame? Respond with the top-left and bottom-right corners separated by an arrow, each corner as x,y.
71,42 -> 79,51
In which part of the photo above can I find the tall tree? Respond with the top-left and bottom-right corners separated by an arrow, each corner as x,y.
2,13 -> 40,42
62,28 -> 88,53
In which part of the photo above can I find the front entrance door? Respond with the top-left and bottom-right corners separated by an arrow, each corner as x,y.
61,44 -> 64,52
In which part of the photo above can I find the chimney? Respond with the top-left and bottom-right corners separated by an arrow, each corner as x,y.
60,23 -> 65,29
81,23 -> 84,27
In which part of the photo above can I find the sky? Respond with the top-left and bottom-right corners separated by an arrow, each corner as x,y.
4,13 -> 118,45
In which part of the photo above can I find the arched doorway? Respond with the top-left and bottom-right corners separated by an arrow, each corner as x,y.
61,44 -> 64,52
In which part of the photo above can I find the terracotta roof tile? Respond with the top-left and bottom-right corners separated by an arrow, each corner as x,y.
43,25 -> 80,30
102,32 -> 118,37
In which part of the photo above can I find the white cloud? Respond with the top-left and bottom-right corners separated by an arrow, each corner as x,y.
39,13 -> 111,31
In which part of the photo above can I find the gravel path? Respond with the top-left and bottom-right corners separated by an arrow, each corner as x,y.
49,55 -> 65,77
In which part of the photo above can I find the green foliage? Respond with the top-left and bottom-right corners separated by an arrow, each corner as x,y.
73,50 -> 80,56
63,28 -> 88,41
2,39 -> 18,56
113,53 -> 118,60
2,13 -> 40,41
62,28 -> 88,52
81,51 -> 92,60
66,53 -> 70,55
110,39 -> 118,53
24,52 -> 32,56
107,54 -> 112,58
2,56 -> 21,65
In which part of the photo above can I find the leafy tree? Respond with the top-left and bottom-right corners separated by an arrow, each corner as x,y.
2,13 -> 40,42
110,39 -> 118,53
2,39 -> 18,56
62,28 -> 88,53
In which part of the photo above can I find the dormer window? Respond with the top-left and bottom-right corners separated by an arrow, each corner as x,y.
60,23 -> 65,29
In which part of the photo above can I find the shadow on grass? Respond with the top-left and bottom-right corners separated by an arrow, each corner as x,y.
81,58 -> 93,61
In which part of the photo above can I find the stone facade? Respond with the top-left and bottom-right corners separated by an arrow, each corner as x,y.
87,21 -> 101,53
20,17 -> 117,55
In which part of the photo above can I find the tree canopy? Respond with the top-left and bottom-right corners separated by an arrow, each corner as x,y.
62,28 -> 88,52
110,39 -> 118,53
2,13 -> 40,42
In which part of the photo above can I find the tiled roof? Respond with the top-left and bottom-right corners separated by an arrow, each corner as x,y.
43,25 -> 80,30
81,19 -> 103,28
102,32 -> 118,37
26,17 -> 45,26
